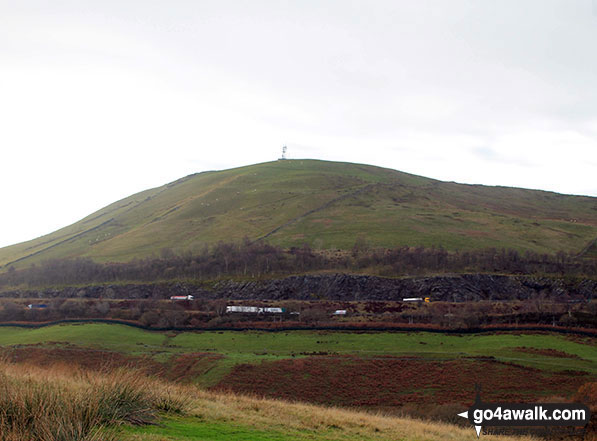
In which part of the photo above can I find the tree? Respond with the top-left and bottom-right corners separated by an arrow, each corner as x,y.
59,300 -> 85,318
0,301 -> 23,321
139,311 -> 160,327
352,234 -> 370,256
301,308 -> 328,324
95,301 -> 110,316
210,300 -> 228,316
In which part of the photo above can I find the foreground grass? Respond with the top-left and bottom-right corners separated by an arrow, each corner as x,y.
0,360 -> 536,441
124,389 -> 537,441
0,362 -> 188,441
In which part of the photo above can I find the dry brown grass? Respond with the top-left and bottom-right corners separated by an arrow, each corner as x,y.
187,389 -> 538,441
0,361 -> 190,441
0,359 -> 538,441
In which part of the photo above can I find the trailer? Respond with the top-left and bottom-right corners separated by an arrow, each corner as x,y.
263,307 -> 285,313
226,306 -> 261,313
27,304 -> 47,309
226,306 -> 286,314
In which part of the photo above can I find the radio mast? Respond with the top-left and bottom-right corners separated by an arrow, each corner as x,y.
279,145 -> 287,160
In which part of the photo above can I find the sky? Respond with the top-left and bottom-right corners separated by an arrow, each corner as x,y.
1,0 -> 596,248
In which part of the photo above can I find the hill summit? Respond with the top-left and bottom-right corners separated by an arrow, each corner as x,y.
1,159 -> 596,266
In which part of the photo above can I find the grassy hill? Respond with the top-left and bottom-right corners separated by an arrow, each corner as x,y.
1,159 -> 596,267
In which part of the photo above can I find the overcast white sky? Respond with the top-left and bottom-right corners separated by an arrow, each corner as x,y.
1,0 -> 596,248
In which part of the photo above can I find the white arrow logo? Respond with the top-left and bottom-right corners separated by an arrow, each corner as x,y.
458,410 -> 482,438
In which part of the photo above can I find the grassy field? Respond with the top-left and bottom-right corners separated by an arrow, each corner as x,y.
1,159 -> 595,267
0,324 -> 594,400
0,323 -> 595,374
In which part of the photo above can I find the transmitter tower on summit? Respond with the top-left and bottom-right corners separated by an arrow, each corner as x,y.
279,145 -> 287,160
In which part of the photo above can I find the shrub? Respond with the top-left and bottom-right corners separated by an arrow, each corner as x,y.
574,382 -> 597,411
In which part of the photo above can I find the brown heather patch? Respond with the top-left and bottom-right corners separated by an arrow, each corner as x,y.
0,359 -> 537,441
0,346 -> 227,385
0,345 -> 163,375
564,334 -> 597,347
513,346 -> 581,359
213,356 -> 591,407
162,352 -> 223,383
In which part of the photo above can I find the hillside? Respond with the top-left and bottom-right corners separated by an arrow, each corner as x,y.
1,159 -> 596,267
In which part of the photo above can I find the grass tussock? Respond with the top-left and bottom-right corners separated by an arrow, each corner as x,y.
0,361 -> 190,441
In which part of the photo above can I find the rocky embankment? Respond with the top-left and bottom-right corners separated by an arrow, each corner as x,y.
2,274 -> 595,301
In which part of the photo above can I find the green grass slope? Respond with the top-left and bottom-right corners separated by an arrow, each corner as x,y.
0,323 -> 594,376
1,159 -> 596,267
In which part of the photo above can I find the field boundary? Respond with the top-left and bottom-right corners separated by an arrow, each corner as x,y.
256,183 -> 376,241
0,318 -> 595,337
576,237 -> 597,258
2,218 -> 115,268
